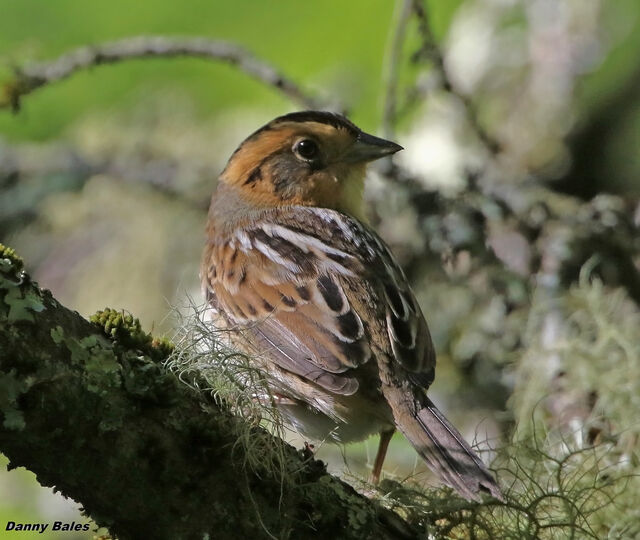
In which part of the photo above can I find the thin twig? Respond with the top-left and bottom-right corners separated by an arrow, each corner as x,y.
0,36 -> 326,112
382,0 -> 413,139
409,0 -> 501,155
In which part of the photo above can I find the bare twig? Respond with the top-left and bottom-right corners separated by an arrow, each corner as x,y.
382,0 -> 413,139
0,36 -> 326,112
409,0 -> 501,155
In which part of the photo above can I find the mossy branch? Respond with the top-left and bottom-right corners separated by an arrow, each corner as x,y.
0,244 -> 413,540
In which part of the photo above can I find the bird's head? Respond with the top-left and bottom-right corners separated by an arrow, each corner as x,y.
218,111 -> 402,220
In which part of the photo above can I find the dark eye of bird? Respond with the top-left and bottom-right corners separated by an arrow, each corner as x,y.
293,139 -> 319,161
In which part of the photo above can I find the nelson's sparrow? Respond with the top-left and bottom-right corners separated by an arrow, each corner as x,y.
201,111 -> 501,500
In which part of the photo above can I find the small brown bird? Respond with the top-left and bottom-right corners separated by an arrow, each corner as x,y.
201,111 -> 501,500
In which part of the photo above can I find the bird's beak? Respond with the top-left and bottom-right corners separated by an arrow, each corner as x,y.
346,131 -> 403,163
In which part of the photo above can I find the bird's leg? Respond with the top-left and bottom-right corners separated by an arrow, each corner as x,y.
370,428 -> 395,484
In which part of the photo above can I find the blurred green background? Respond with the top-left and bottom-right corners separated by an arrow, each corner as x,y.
1,0 -> 639,537
0,0 -> 406,139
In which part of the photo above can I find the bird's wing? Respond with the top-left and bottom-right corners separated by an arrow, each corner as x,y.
202,206 -> 435,395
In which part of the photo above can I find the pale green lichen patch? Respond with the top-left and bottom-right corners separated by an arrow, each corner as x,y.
324,476 -> 376,532
297,474 -> 379,536
2,409 -> 26,430
3,286 -> 45,323
84,352 -> 122,394
0,370 -> 29,430
51,326 -> 122,394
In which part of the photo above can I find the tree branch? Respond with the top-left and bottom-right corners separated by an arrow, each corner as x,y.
408,0 -> 501,155
0,245 -> 414,540
381,0 -> 413,139
0,36 -> 327,112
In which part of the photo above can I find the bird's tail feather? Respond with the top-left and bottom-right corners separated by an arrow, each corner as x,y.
385,387 -> 502,501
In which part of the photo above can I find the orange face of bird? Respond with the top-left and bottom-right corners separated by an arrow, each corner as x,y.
219,112 -> 402,219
